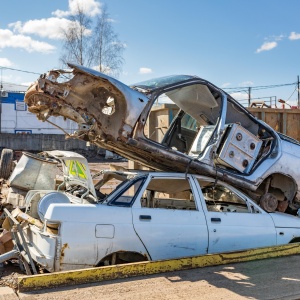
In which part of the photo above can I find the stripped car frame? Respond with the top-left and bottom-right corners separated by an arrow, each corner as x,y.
24,64 -> 300,214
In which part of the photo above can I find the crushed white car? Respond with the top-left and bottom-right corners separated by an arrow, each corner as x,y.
2,150 -> 300,273
24,64 -> 300,215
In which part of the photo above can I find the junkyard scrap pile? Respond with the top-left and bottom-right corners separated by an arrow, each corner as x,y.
0,150 -> 126,287
1,63 -> 300,289
24,64 -> 300,215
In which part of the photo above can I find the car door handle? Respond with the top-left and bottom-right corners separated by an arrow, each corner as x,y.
139,215 -> 151,220
211,217 -> 221,222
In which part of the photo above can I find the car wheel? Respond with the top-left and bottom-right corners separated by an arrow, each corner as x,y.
259,193 -> 278,212
0,148 -> 13,180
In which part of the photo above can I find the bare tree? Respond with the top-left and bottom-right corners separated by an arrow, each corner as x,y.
59,3 -> 125,78
60,4 -> 94,67
92,4 -> 125,77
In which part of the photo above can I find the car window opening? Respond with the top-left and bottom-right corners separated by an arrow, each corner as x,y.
198,180 -> 254,213
140,178 -> 197,210
108,177 -> 145,207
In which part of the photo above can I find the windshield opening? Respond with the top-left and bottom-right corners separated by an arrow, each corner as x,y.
131,75 -> 195,91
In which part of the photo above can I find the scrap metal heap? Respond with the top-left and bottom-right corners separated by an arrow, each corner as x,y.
24,63 -> 300,215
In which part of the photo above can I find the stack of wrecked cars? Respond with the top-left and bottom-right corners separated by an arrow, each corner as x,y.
24,63 -> 300,213
1,63 -> 300,273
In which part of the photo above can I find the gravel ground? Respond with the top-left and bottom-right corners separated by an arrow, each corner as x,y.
0,260 -> 23,290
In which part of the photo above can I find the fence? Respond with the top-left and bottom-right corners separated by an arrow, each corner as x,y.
0,133 -> 105,157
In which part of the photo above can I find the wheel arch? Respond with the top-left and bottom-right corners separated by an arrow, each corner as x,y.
97,250 -> 149,266
289,237 -> 300,243
259,173 -> 297,202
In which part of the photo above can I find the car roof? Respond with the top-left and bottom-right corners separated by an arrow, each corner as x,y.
131,75 -> 201,92
112,169 -> 219,182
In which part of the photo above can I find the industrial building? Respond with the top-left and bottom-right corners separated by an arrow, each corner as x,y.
0,90 -> 77,134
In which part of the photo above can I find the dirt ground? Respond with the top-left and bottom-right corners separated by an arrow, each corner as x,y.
0,260 -> 22,289
8,255 -> 300,300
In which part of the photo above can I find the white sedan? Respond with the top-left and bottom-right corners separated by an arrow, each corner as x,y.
7,152 -> 300,272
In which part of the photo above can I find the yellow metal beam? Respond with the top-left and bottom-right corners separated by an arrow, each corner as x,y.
18,243 -> 300,292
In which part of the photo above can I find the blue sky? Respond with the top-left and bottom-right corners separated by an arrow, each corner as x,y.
1,0 -> 300,106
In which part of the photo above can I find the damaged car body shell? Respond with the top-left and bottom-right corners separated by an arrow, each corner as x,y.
25,64 -> 300,213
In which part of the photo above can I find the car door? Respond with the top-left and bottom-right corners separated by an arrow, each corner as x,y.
131,174 -> 209,260
194,178 -> 277,254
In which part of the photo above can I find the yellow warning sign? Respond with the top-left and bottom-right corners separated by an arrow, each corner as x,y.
67,160 -> 87,179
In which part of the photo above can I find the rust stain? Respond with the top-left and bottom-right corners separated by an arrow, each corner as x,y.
60,243 -> 69,266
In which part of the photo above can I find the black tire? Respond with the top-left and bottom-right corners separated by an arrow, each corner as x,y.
0,148 -> 13,180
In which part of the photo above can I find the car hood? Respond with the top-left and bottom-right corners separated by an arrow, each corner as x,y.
25,63 -> 148,144
46,150 -> 97,200
270,212 -> 300,228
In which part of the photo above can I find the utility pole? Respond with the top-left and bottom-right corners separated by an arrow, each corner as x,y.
248,87 -> 251,107
297,75 -> 300,108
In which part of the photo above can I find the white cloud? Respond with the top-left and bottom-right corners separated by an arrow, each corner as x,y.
21,82 -> 34,87
272,34 -> 284,41
0,74 -> 13,82
0,58 -> 13,67
221,82 -> 231,88
7,0 -> 99,41
106,18 -> 116,23
0,29 -> 55,53
240,81 -> 254,87
53,0 -> 101,17
256,41 -> 277,53
9,18 -> 77,40
229,92 -> 248,101
139,67 -> 152,74
289,32 -> 300,40
0,0 -> 101,59
92,64 -> 115,76
112,41 -> 127,48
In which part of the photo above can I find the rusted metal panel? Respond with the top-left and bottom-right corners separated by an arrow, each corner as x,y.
18,242 -> 300,292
